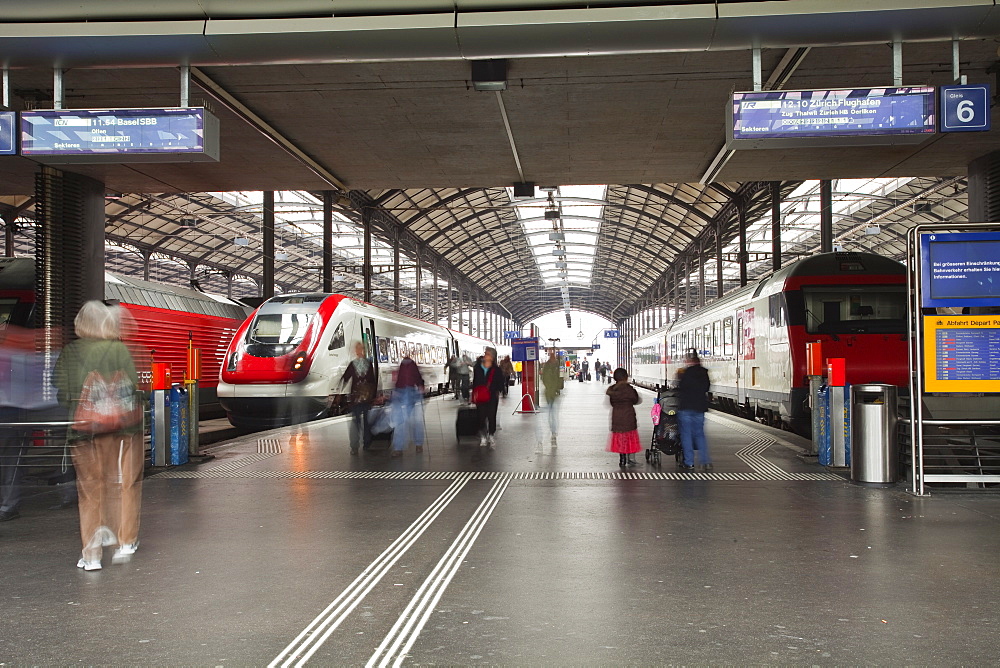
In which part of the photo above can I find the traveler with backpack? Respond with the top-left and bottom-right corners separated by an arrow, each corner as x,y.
54,301 -> 142,571
471,347 -> 506,449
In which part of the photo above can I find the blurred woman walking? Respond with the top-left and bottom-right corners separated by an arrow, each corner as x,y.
55,301 -> 142,570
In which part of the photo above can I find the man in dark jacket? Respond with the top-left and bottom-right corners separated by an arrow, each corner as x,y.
676,350 -> 712,471
341,341 -> 377,455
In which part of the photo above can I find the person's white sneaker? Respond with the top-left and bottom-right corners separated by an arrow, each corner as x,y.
479,436 -> 487,447
487,434 -> 496,450
113,542 -> 139,562
550,435 -> 558,446
77,557 -> 101,571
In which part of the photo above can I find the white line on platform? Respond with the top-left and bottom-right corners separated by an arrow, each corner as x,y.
269,473 -> 474,668
366,474 -> 513,668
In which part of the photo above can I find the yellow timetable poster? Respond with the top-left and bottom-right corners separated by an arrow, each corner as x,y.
923,315 -> 1000,392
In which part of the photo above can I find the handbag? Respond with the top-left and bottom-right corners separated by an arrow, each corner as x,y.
471,368 -> 495,404
74,367 -> 141,435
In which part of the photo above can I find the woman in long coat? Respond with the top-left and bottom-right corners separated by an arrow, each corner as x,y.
606,367 -> 642,467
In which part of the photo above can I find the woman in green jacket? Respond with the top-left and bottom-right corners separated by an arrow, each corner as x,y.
54,301 -> 142,571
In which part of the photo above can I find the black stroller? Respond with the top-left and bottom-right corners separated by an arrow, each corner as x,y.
646,387 -> 682,466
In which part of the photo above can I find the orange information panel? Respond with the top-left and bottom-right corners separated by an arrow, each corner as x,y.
806,341 -> 824,376
151,362 -> 172,390
923,315 -> 1000,393
827,358 -> 846,387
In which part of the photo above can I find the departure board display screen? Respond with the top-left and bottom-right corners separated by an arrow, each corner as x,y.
728,87 -> 936,149
920,232 -> 1000,308
924,316 -> 1000,392
0,111 -> 15,155
20,107 -> 219,163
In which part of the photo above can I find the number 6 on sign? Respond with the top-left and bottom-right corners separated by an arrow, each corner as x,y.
940,85 -> 991,133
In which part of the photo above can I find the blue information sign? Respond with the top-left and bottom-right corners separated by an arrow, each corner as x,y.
21,107 -> 219,163
939,84 -> 991,133
511,337 -> 539,362
729,87 -> 936,149
921,232 -> 1000,307
0,111 -> 15,156
604,330 -> 620,339
503,330 -> 520,341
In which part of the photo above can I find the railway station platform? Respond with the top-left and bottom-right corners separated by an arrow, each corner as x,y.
2,380 -> 998,666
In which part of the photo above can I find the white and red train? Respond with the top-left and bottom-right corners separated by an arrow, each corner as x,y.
218,293 -> 509,429
0,257 -> 249,410
630,252 -> 908,435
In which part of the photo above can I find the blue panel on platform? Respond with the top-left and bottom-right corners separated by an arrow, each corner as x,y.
939,84 -> 991,133
0,111 -> 15,155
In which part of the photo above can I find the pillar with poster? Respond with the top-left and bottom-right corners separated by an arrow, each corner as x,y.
511,336 -> 539,413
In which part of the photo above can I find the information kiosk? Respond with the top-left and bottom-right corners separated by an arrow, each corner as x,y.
907,225 -> 1000,494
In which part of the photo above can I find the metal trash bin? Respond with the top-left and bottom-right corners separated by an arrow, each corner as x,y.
850,384 -> 899,484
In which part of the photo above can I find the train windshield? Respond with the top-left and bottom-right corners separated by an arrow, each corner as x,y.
245,312 -> 315,356
802,285 -> 905,334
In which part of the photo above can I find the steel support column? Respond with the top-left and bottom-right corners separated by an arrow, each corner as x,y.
715,228 -> 724,300
393,231 -> 400,311
820,179 -> 833,253
699,248 -> 706,308
362,205 -> 372,302
432,264 -> 439,324
415,252 -> 422,318
322,191 -> 333,292
771,182 -> 782,272
262,191 -> 275,299
737,203 -> 748,287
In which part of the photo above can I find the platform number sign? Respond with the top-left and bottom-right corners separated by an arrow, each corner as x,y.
604,330 -> 620,338
939,84 -> 991,133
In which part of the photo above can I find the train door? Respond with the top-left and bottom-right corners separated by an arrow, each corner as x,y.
361,317 -> 380,380
735,312 -> 744,405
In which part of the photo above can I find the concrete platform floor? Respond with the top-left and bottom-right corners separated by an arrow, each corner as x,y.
2,380 -> 999,666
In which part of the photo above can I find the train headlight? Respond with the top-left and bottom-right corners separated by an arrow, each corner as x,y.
293,352 -> 307,371
227,352 -> 239,371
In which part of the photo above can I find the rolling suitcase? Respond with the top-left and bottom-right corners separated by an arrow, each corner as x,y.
456,405 -> 480,444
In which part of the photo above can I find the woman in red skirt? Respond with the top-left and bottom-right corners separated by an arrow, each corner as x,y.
606,367 -> 642,467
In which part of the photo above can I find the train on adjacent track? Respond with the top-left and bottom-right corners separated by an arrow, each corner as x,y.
218,293 -> 509,429
631,252 -> 908,435
0,257 -> 250,413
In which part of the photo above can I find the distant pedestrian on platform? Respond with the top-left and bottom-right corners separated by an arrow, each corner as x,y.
594,359 -> 603,383
604,362 -> 613,384
54,301 -> 143,571
446,355 -> 462,400
541,355 -> 564,445
676,350 -> 712,472
471,347 -> 506,449
499,355 -> 515,398
606,367 -> 642,467
341,341 -> 377,455
581,359 -> 590,382
458,354 -> 472,403
391,356 -> 425,457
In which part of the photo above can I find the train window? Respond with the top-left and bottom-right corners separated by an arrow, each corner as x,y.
703,325 -> 711,357
769,293 -> 786,328
723,317 -> 734,357
390,339 -> 399,362
250,312 -> 313,345
713,321 -> 721,357
802,285 -> 905,334
328,321 -> 345,350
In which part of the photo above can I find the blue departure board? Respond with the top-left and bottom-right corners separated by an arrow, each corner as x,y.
20,107 -> 219,163
0,111 -> 15,155
728,87 -> 936,149
921,232 -> 1000,308
935,328 -> 1000,382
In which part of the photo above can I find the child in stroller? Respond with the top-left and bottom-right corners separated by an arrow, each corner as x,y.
646,386 -> 682,466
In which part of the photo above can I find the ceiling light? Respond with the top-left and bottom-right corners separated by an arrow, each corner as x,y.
544,210 -> 560,220
555,261 -> 567,269
233,237 -> 249,246
539,186 -> 557,193
552,249 -> 566,256
471,59 -> 508,91
275,251 -> 289,261
549,232 -> 565,241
